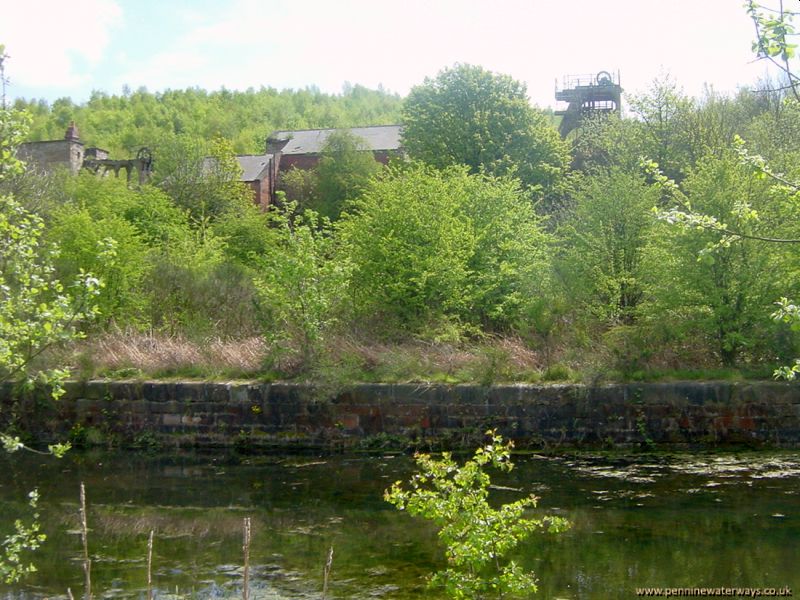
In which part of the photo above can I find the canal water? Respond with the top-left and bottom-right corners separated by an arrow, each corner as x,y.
0,450 -> 798,599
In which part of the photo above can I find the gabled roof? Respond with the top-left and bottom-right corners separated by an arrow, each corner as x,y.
202,154 -> 273,182
268,125 -> 402,155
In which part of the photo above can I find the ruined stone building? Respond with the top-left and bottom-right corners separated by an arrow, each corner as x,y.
18,122 -> 152,184
18,122 -> 109,175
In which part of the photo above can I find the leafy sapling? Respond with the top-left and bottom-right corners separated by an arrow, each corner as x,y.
385,431 -> 569,599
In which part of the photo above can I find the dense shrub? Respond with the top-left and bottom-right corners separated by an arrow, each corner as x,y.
339,164 -> 551,337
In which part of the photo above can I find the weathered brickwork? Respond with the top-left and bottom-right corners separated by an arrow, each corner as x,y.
2,381 -> 799,450
18,139 -> 84,174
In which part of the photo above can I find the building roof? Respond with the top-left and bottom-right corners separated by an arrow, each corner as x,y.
236,154 -> 273,181
268,125 -> 402,155
202,154 -> 273,182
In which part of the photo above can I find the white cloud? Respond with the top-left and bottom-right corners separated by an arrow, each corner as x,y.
113,0 -> 772,108
0,0 -> 122,88
5,0 -> 782,106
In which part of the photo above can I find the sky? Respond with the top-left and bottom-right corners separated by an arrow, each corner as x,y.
0,0 -> 794,110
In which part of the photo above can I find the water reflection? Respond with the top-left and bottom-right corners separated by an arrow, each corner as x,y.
0,451 -> 798,599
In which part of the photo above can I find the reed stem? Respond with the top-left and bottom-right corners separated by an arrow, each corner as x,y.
242,517 -> 251,600
147,529 -> 154,600
322,545 -> 334,599
79,482 -> 91,600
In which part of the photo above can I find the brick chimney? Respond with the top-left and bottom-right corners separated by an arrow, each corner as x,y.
64,121 -> 80,141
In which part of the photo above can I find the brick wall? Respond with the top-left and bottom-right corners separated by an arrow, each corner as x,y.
18,140 -> 84,174
3,381 -> 800,450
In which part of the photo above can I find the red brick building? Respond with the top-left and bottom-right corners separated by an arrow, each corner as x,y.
234,154 -> 278,210
265,125 -> 402,203
213,125 -> 403,208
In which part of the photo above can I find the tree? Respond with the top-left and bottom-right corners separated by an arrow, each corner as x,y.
279,165 -> 318,208
627,75 -> 695,182
314,129 -> 382,219
569,113 -> 646,173
648,151 -> 792,367
385,431 -> 569,599
650,2 -> 800,374
156,135 -> 254,223
0,105 -> 96,582
278,130 -> 384,220
0,110 -> 100,393
402,64 -> 568,194
557,168 -> 660,325
338,164 -> 550,336
251,202 -> 349,367
746,0 -> 800,101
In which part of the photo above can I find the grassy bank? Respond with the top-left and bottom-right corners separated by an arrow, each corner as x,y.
47,330 -> 777,385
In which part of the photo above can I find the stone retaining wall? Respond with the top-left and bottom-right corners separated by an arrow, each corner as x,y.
2,380 -> 800,450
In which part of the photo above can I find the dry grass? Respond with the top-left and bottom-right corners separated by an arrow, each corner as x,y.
68,330 -> 268,378
317,334 -> 549,384
46,327 -> 751,384
54,330 -> 558,383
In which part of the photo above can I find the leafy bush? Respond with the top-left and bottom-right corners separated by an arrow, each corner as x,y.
0,109 -> 100,390
156,135 -> 254,222
339,164 -> 550,336
646,151 -> 792,366
47,207 -> 149,326
252,204 -> 349,367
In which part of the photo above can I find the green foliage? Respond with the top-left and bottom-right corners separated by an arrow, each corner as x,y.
744,96 -> 800,172
15,84 -> 403,157
647,151 -> 790,366
43,174 -> 200,328
627,76 -> 696,182
0,106 -> 87,583
279,165 -> 319,206
213,203 -> 274,266
0,103 -> 30,181
340,165 -> 474,333
314,129 -> 382,219
772,297 -> 800,379
35,169 -> 259,335
276,131 -> 383,220
160,135 -> 254,223
339,164 -> 550,336
0,111 -> 101,389
385,432 -> 569,598
541,363 -> 575,382
0,490 -> 46,584
252,203 -> 349,366
0,193 -> 101,381
47,208 -> 148,326
557,168 -> 659,325
402,64 -> 568,193
8,51 -> 800,381
141,225 -> 245,337
569,114 -> 646,173
746,0 -> 800,100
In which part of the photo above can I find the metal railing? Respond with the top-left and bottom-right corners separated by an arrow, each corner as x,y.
555,71 -> 620,92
